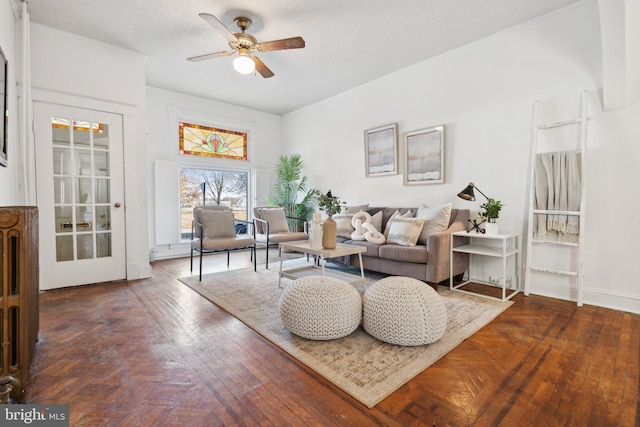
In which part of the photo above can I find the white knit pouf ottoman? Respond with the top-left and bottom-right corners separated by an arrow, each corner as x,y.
279,276 -> 362,340
363,276 -> 447,346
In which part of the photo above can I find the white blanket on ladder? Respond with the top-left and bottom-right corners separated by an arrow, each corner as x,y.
534,150 -> 581,243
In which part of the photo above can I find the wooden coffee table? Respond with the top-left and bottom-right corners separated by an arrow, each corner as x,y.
278,240 -> 367,288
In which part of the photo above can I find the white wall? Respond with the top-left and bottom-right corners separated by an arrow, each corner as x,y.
0,0 -> 18,204
29,23 -> 151,280
282,1 -> 639,313
145,86 -> 283,259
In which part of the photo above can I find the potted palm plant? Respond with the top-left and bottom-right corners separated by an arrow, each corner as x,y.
479,198 -> 503,235
267,154 -> 319,231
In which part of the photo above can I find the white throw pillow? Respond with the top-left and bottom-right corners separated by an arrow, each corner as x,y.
199,209 -> 236,239
258,207 -> 290,233
386,217 -> 425,246
333,213 -> 355,238
384,210 -> 413,237
370,211 -> 383,233
416,203 -> 452,244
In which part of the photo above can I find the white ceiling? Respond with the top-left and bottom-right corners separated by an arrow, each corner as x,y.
24,0 -> 582,115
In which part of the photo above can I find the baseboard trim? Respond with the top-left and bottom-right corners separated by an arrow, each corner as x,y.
528,282 -> 639,314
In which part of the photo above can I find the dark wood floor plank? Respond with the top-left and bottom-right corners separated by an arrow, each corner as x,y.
24,253 -> 639,426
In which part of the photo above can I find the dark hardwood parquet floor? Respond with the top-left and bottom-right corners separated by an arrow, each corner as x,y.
25,250 -> 639,426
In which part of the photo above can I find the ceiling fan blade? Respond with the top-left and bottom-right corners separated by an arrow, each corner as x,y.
256,36 -> 305,52
187,50 -> 235,62
199,13 -> 237,43
252,56 -> 274,78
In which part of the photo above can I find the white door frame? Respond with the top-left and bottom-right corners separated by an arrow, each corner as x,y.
34,102 -> 126,289
29,89 -> 152,288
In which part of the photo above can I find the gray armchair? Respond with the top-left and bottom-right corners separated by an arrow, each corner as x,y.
190,206 -> 256,280
253,206 -> 309,268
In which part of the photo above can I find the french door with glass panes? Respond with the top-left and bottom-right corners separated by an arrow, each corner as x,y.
34,103 -> 126,290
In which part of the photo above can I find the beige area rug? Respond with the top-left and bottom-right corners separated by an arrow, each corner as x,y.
178,264 -> 512,408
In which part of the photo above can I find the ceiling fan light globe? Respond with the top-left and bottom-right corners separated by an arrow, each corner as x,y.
233,55 -> 255,74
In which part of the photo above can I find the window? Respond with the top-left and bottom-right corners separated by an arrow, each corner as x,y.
180,167 -> 249,241
179,122 -> 247,160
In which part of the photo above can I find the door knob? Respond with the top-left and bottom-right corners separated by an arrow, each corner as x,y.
114,203 -> 121,208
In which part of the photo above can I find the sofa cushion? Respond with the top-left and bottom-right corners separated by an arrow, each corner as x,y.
379,244 -> 428,264
343,240 -> 382,257
333,213 -> 355,238
416,203 -> 452,244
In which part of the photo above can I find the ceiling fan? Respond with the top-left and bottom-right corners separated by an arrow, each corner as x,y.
187,13 -> 305,78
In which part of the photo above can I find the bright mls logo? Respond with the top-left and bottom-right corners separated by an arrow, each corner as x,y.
1,405 -> 69,426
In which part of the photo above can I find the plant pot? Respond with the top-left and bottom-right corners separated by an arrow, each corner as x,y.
322,217 -> 337,249
484,222 -> 499,235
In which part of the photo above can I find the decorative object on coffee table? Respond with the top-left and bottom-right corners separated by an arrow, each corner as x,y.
309,212 -> 323,249
322,217 -> 337,249
279,275 -> 362,340
317,189 -> 346,249
363,276 -> 447,346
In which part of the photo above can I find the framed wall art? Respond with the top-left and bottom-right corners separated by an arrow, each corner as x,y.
179,121 -> 248,161
403,125 -> 444,185
364,123 -> 397,176
0,45 -> 8,167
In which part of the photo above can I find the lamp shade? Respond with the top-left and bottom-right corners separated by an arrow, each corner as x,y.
233,52 -> 255,75
457,182 -> 491,202
457,183 -> 477,201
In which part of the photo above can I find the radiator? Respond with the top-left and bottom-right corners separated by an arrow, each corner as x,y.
0,207 -> 39,403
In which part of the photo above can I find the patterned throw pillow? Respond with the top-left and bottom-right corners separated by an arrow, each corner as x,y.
258,207 -> 290,233
333,213 -> 355,238
383,210 -> 413,237
386,217 -> 425,246
415,203 -> 452,244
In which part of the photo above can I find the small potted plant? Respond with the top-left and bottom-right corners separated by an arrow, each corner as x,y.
316,190 -> 346,248
317,189 -> 345,218
479,198 -> 503,234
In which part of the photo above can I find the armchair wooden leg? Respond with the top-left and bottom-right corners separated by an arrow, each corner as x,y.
227,251 -> 230,268
190,247 -> 194,271
253,245 -> 257,271
199,250 -> 203,281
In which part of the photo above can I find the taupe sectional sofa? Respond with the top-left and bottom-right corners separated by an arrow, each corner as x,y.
334,206 -> 470,291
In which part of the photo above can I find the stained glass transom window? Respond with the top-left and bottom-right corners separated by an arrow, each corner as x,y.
179,122 -> 247,161
52,117 -> 104,134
